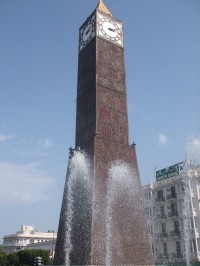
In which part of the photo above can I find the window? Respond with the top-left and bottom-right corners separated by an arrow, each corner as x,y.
163,243 -> 168,256
145,192 -> 151,200
174,221 -> 179,232
161,223 -> 166,233
176,241 -> 181,255
150,225 -> 153,234
160,206 -> 165,215
171,202 -> 177,213
149,192 -> 151,200
157,190 -> 163,199
171,186 -> 176,195
181,182 -> 185,192
152,244 -> 154,254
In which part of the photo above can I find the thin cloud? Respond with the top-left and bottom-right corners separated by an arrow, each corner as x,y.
0,134 -> 12,143
158,134 -> 170,145
0,161 -> 55,204
18,150 -> 45,157
38,138 -> 53,149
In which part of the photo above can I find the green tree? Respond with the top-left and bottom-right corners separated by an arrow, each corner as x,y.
17,249 -> 50,266
7,253 -> 19,266
0,251 -> 7,266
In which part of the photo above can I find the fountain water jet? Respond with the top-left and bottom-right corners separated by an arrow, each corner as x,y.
105,161 -> 139,266
62,150 -> 92,266
182,180 -> 192,266
182,136 -> 200,266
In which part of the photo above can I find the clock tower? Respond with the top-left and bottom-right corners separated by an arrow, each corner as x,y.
54,1 -> 153,265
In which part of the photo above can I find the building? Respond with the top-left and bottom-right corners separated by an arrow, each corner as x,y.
143,162 -> 200,264
2,225 -> 56,254
54,0 -> 153,265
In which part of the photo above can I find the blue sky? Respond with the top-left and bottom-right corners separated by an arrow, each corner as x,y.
0,0 -> 199,243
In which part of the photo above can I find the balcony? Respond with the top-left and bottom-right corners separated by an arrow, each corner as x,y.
157,232 -> 168,238
191,228 -> 199,236
157,253 -> 169,260
166,193 -> 177,200
169,230 -> 181,237
193,208 -> 197,216
155,197 -> 165,203
171,253 -> 183,259
178,189 -> 194,198
156,213 -> 167,219
168,211 -> 178,217
190,251 -> 200,259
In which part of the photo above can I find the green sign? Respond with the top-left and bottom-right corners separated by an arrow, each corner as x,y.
156,162 -> 184,181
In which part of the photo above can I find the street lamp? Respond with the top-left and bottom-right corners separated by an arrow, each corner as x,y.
48,230 -> 54,262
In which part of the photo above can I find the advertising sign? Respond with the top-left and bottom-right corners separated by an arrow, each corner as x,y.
156,162 -> 184,181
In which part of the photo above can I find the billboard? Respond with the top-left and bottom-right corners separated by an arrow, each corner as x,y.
156,162 -> 184,182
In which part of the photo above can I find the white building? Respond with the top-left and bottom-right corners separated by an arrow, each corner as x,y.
2,225 -> 57,254
143,162 -> 200,265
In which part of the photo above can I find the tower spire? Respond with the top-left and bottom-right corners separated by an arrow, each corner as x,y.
96,0 -> 112,16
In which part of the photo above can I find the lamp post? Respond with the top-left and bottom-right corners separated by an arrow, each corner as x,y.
48,230 -> 54,263
52,230 -> 54,261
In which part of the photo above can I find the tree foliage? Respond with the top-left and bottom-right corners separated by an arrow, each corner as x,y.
17,249 -> 50,266
0,250 -> 51,266
7,253 -> 20,266
0,251 -> 7,266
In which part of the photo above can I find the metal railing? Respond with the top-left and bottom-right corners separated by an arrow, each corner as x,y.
155,197 -> 165,203
157,232 -> 168,238
156,213 -> 167,219
157,253 -> 169,260
171,253 -> 183,259
169,230 -> 181,237
166,193 -> 177,200
168,211 -> 178,217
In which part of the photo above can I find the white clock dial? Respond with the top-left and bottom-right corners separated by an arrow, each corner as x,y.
97,12 -> 123,47
102,21 -> 118,38
79,15 -> 96,52
83,24 -> 93,42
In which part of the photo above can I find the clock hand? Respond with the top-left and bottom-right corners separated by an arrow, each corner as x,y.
108,27 -> 116,32
85,25 -> 92,35
86,28 -> 91,35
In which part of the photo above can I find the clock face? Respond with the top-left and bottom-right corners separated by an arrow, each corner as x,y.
97,12 -> 123,47
102,20 -> 119,38
79,15 -> 96,51
82,24 -> 93,42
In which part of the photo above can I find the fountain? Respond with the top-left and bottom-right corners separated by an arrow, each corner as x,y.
55,114 -> 200,265
59,152 -> 151,266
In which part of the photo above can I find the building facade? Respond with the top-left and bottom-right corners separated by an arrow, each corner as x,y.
143,163 -> 200,264
2,225 -> 56,254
